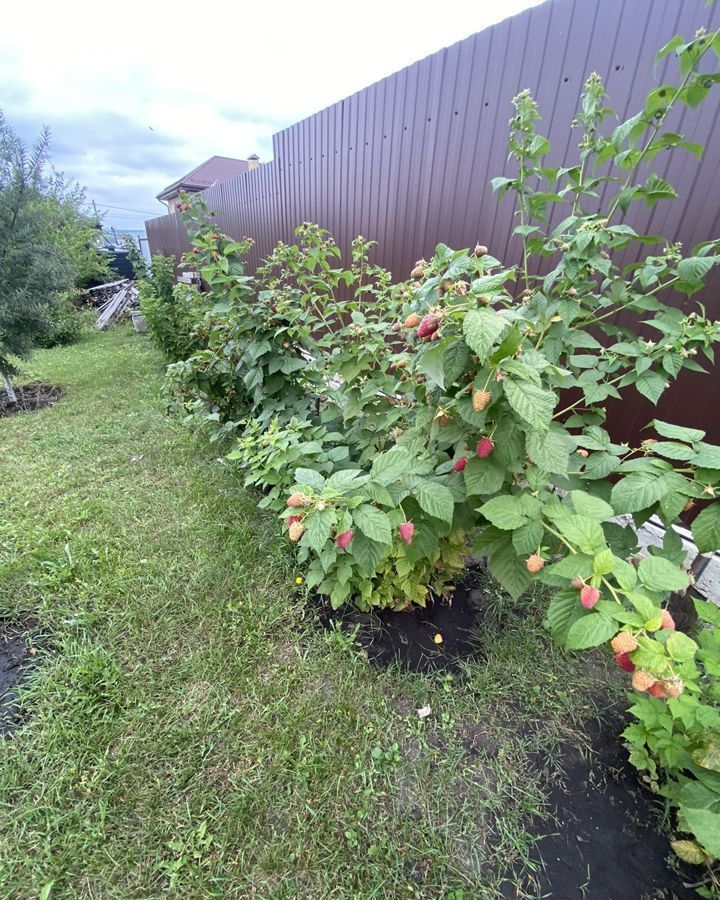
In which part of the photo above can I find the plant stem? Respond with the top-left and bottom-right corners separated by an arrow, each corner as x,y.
606,31 -> 720,223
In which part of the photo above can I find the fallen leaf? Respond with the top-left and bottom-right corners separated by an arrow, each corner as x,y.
416,705 -> 432,719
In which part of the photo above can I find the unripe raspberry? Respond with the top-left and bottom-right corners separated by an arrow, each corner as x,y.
399,522 -> 415,545
453,456 -> 468,472
411,264 -> 425,280
288,522 -> 305,542
660,609 -> 675,630
611,632 -> 638,655
662,676 -> 684,698
315,501 -> 327,512
632,670 -> 656,693
580,585 -> 600,609
614,652 -> 635,673
405,313 -> 421,328
455,281 -> 468,295
571,576 -> 585,590
287,492 -> 311,508
567,288 -> 577,297
472,389 -> 492,412
526,554 -> 544,573
476,437 -> 494,458
576,449 -> 589,458
336,529 -> 353,550
473,244 -> 488,257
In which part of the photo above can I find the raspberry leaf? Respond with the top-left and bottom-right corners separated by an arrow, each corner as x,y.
565,612 -> 618,650
462,309 -> 508,363
353,505 -> 392,545
691,502 -> 720,554
503,380 -> 556,430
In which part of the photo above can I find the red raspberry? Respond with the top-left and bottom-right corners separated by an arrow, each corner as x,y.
614,652 -> 635,673
416,315 -> 439,338
580,585 -> 600,609
660,609 -> 675,630
336,529 -> 353,550
399,522 -> 414,545
453,456 -> 468,472
476,437 -> 494,458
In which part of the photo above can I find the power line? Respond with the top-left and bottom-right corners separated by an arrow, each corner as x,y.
95,203 -> 161,215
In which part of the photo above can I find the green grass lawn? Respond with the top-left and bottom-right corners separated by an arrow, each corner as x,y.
0,327 -> 621,899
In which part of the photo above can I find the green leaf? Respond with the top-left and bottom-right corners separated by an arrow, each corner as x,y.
442,340 -> 470,386
557,514 -> 607,554
610,473 -> 669,514
583,452 -> 621,480
294,468 -> 325,490
694,442 -> 720,469
677,256 -> 715,285
512,520 -> 544,556
652,420 -> 705,443
463,458 -> 505,496
487,534 -> 531,599
503,380 -> 556,430
545,590 -> 580,644
478,495 -> 528,531
463,309 -> 508,362
350,533 -> 386,576
635,370 -> 667,405
353,505 -> 392,545
638,173 -> 677,206
683,808 -> 720,858
526,427 -> 572,474
371,448 -> 413,485
638,556 -> 690,592
651,441 -> 695,461
540,552 -> 594,586
414,482 -> 455,524
418,345 -> 445,389
692,503 -> 720,554
593,548 -> 615,576
565,613 -> 617,650
570,491 -> 614,521
666,631 -> 698,662
304,509 -> 335,554
612,556 -> 638,591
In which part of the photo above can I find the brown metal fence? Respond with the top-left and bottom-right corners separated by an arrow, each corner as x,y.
145,0 -> 720,442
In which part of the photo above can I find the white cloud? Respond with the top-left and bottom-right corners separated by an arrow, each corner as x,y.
1,0 -> 543,230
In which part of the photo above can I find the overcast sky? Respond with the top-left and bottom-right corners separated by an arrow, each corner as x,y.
1,0 -> 542,233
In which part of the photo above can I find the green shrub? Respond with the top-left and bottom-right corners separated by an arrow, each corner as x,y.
162,24 -> 720,882
33,293 -> 87,348
139,255 -> 202,361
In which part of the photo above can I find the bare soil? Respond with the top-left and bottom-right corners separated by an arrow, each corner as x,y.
0,383 -> 63,418
0,621 -> 37,735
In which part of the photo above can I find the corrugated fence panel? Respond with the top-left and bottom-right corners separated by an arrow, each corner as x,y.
146,0 -> 720,440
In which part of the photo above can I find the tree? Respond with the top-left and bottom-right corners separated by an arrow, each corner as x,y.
0,111 -> 109,401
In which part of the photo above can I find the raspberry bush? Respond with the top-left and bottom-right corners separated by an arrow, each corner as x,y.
155,22 -> 720,884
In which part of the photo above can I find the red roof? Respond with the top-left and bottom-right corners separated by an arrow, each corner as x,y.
157,156 -> 251,201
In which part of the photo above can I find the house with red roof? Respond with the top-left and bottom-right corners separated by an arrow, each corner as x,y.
156,154 -> 260,209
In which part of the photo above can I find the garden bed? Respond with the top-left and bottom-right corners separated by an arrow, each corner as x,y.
0,620 -> 38,736
509,714 -> 698,899
317,567 -> 492,672
0,383 -> 63,418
